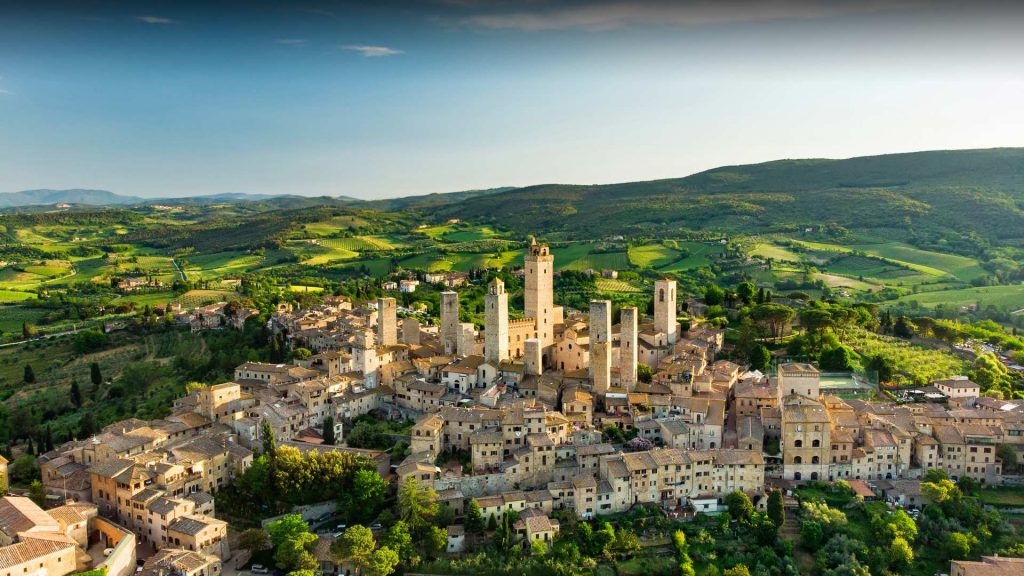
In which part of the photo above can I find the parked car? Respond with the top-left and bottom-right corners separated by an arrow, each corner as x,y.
251,564 -> 270,574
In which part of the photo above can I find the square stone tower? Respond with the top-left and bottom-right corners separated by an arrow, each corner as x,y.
524,338 -> 543,376
620,306 -> 639,390
654,279 -> 678,344
377,297 -> 397,346
441,291 -> 460,355
525,238 -> 555,346
590,300 -> 612,395
485,278 -> 509,363
401,317 -> 420,346
353,329 -> 378,387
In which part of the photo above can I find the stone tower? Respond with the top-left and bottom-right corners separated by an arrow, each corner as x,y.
525,237 -> 555,346
524,338 -> 542,377
485,278 -> 509,364
654,279 -> 678,344
353,329 -> 378,387
620,306 -> 639,391
440,291 -> 460,355
377,297 -> 397,346
401,317 -> 420,346
590,300 -> 612,395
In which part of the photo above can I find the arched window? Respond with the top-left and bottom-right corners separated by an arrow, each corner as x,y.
659,289 -> 665,302
794,440 -> 803,448
810,472 -> 819,480
812,456 -> 820,464
794,472 -> 802,481
794,456 -> 802,464
812,439 -> 820,448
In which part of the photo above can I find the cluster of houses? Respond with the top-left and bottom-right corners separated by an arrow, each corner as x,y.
20,238 -> 1024,576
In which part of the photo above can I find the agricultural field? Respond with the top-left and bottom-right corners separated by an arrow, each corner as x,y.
790,238 -> 985,283
176,289 -> 239,307
894,284 -> 1024,312
0,290 -> 36,302
749,242 -> 802,262
629,241 -> 723,272
301,215 -> 374,236
181,251 -> 266,278
595,278 -> 643,293
843,327 -> 968,386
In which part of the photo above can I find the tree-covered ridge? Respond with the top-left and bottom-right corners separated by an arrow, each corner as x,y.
430,148 -> 1024,241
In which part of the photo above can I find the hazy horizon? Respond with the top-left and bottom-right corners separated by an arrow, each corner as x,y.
2,0 -> 1023,199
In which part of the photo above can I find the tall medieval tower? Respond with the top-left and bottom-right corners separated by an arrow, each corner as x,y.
654,279 -> 678,344
590,300 -> 612,395
485,278 -> 509,363
525,237 -> 555,347
620,306 -> 639,391
441,291 -> 460,355
377,297 -> 397,346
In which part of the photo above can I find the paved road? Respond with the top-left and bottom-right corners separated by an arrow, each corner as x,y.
171,259 -> 186,281
0,328 -> 83,348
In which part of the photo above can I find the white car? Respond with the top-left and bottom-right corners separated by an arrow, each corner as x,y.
251,564 -> 269,575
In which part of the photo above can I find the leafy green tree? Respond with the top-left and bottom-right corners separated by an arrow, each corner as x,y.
261,419 -> 276,457
704,284 -> 725,306
239,528 -> 270,555
737,282 -> 755,305
266,515 -> 311,548
70,380 -> 83,408
23,365 -> 35,384
90,362 -> 103,387
465,499 -> 485,536
274,536 -> 318,573
946,532 -> 974,560
424,526 -> 448,560
397,477 -> 438,532
749,344 -> 771,372
367,547 -> 399,576
382,521 -> 418,566
724,566 -> 751,576
332,525 -> 376,566
725,490 -> 754,523
531,539 -> 548,556
78,413 -> 96,439
322,416 -> 336,445
613,528 -> 640,556
637,363 -> 653,383
28,480 -> 46,507
352,469 -> 388,521
921,478 -> 959,503
819,345 -> 855,371
768,489 -> 785,527
888,536 -> 913,569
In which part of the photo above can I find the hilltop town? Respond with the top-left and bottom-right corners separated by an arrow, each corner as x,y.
0,239 -> 1020,576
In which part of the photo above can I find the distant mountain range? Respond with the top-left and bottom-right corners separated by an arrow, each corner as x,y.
0,189 -> 367,209
5,148 -> 1024,243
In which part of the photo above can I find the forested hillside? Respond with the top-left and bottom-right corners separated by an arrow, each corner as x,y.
428,148 -> 1024,242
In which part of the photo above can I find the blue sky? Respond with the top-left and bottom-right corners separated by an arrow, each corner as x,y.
0,0 -> 1022,199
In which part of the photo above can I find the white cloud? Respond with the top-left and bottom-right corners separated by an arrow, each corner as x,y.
342,45 -> 404,57
137,16 -> 179,25
455,0 -> 940,31
275,39 -> 308,45
0,89 -> 12,96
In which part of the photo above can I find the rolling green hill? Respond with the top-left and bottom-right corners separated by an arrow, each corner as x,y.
427,148 -> 1024,242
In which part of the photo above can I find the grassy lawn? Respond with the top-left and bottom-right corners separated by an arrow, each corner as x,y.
0,307 -> 48,334
288,284 -> 324,293
813,272 -> 880,292
182,251 -> 266,278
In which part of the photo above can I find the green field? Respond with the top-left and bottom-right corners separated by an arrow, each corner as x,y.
895,284 -> 1024,311
182,251 -> 266,278
629,241 -> 723,272
0,306 -> 48,333
175,289 -> 238,307
595,278 -> 642,293
750,242 -> 802,262
0,290 -> 36,303
792,238 -> 984,282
